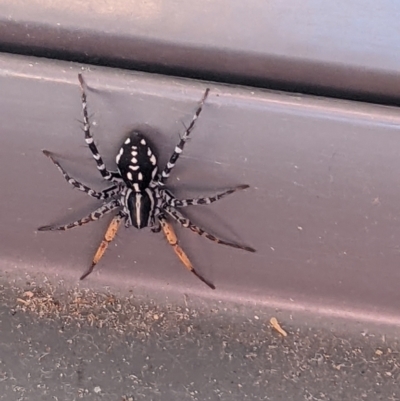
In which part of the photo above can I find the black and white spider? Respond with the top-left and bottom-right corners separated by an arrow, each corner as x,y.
39,74 -> 255,289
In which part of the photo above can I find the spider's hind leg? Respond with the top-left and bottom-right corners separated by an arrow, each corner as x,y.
159,216 -> 215,289
80,211 -> 125,280
151,219 -> 162,233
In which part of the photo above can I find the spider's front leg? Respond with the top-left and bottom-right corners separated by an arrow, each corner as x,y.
78,74 -> 122,183
41,150 -> 120,200
158,88 -> 210,184
158,215 -> 215,289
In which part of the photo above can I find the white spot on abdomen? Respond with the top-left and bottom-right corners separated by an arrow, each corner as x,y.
127,172 -> 133,180
150,155 -> 157,165
140,139 -> 146,145
125,138 -> 131,144
138,172 -> 143,181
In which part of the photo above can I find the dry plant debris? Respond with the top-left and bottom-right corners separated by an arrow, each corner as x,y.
270,317 -> 288,337
13,282 -> 200,337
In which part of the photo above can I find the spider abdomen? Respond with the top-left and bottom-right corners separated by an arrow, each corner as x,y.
116,132 -> 158,192
125,187 -> 157,229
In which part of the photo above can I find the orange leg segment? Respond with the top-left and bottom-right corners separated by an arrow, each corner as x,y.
80,213 -> 123,280
159,218 -> 215,289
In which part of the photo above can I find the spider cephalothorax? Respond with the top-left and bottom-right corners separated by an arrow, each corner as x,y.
39,74 -> 255,289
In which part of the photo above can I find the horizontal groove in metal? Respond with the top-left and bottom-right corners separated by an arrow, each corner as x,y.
0,1 -> 400,104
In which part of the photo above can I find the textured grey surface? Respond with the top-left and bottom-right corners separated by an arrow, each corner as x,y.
0,1 -> 400,102
1,275 -> 400,401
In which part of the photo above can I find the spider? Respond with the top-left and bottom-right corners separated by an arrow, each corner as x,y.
38,74 -> 255,289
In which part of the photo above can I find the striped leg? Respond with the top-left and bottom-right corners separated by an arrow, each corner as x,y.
159,216 -> 215,289
78,74 -> 122,183
80,212 -> 124,280
38,200 -> 120,231
158,88 -> 210,184
42,150 -> 120,200
165,207 -> 256,253
170,185 -> 249,207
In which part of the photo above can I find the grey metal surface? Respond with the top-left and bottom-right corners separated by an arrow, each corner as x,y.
0,1 -> 400,102
1,52 -> 400,324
